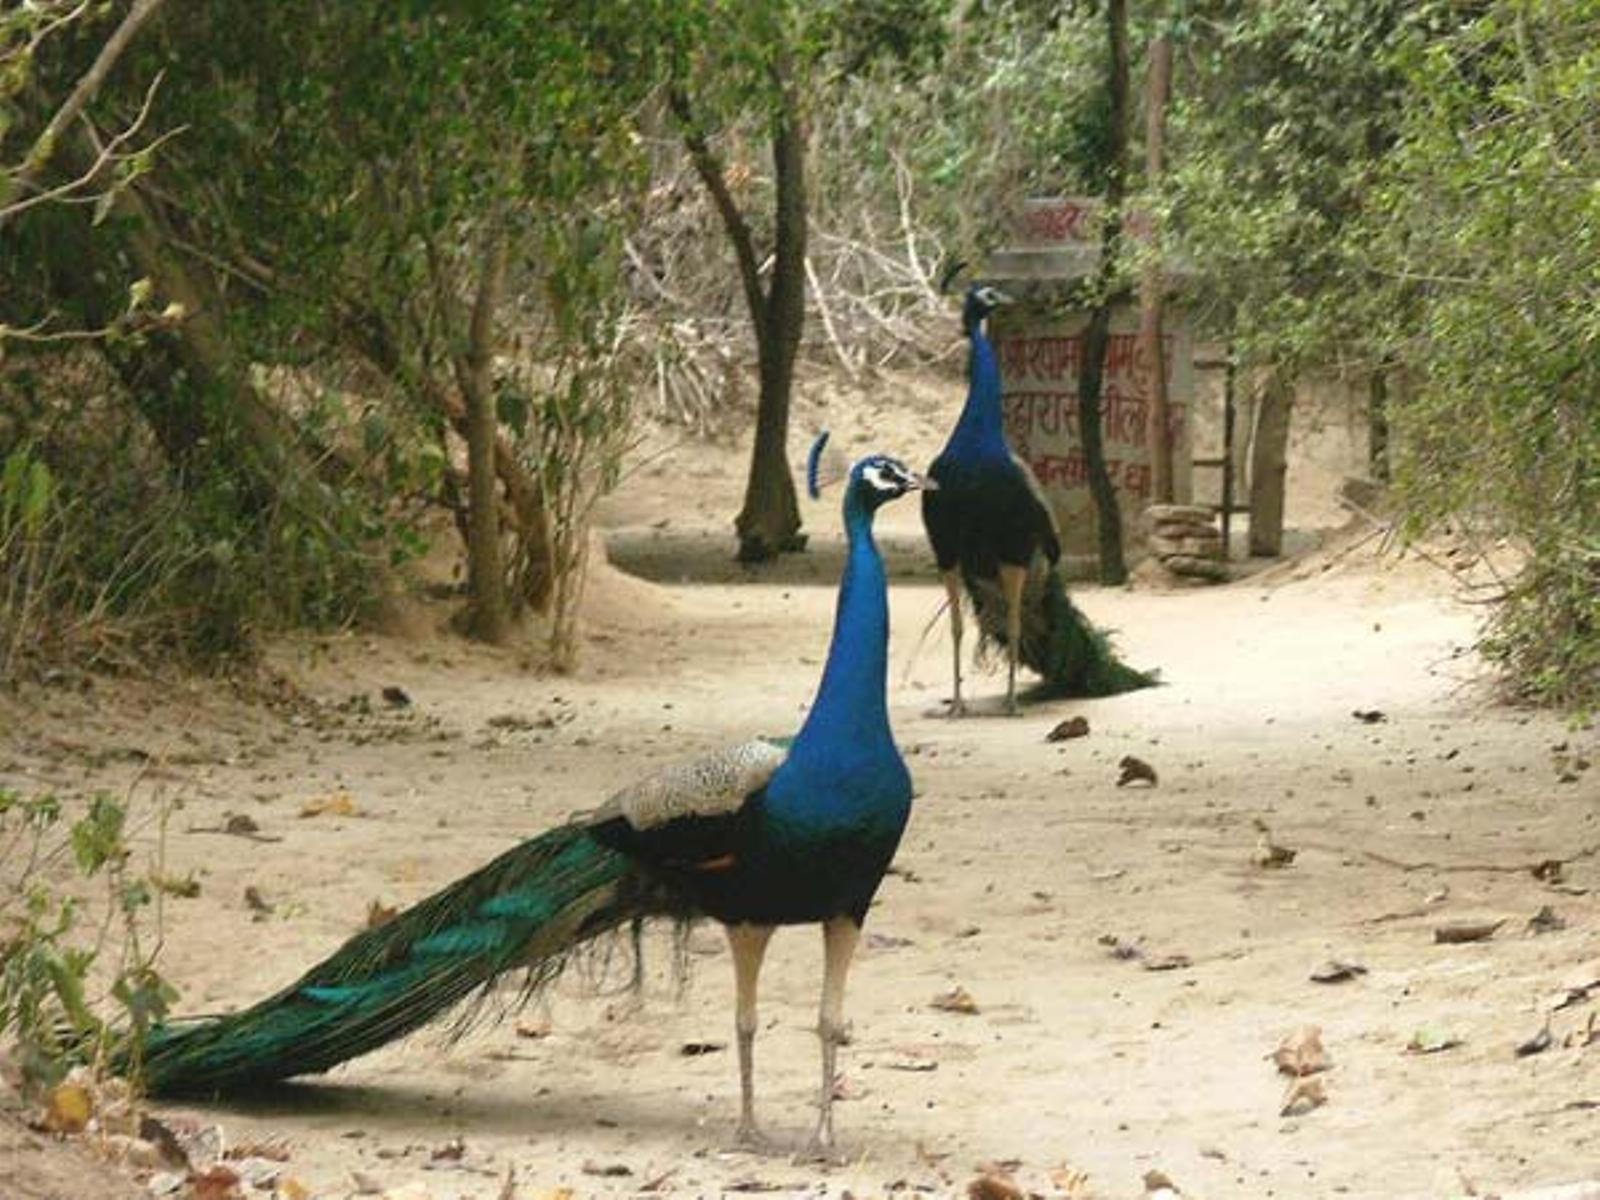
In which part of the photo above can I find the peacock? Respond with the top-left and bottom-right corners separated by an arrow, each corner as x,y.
922,282 -> 1156,713
128,450 -> 929,1161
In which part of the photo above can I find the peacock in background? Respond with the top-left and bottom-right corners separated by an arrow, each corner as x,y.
921,281 -> 1156,713
130,450 -> 931,1160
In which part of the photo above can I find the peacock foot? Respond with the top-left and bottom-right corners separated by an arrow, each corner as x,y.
730,1121 -> 780,1156
944,698 -> 969,718
797,1131 -> 848,1166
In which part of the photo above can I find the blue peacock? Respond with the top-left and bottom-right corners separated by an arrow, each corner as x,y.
129,451 -> 928,1160
922,282 -> 1156,713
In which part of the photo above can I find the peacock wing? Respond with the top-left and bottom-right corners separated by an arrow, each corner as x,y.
585,740 -> 787,873
1009,450 -> 1062,564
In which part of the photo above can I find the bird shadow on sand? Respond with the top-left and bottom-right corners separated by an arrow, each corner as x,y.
169,1075 -> 911,1165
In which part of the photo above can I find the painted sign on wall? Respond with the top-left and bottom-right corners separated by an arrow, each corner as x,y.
990,309 -> 1194,558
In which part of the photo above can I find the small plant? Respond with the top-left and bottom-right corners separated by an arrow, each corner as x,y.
0,784 -> 178,1093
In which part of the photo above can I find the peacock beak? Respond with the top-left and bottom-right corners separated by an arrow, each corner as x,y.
910,473 -> 937,492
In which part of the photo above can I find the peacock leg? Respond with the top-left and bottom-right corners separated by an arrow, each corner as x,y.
803,915 -> 861,1162
941,570 -> 967,716
999,564 -> 1028,715
629,916 -> 645,993
726,923 -> 776,1150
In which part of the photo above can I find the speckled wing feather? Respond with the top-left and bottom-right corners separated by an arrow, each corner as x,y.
592,740 -> 787,831
1010,450 -> 1061,545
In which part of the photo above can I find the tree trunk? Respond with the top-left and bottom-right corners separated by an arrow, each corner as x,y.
460,222 -> 511,643
735,64 -> 806,563
671,66 -> 806,565
41,146 -> 325,520
1139,27 -> 1175,504
1078,0 -> 1131,585
1367,365 -> 1390,483
1080,306 -> 1128,582
338,300 -> 555,612
1248,371 -> 1293,556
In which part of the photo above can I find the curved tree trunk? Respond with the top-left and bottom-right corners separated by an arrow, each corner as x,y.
672,58 -> 807,565
734,71 -> 807,563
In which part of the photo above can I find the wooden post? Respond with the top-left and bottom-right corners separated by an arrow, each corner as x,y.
1248,371 -> 1293,557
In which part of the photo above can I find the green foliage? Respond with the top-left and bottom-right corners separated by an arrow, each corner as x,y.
0,386 -> 402,671
1360,2 -> 1599,707
1165,0 -> 1412,365
0,787 -> 178,1091
1168,0 -> 1597,706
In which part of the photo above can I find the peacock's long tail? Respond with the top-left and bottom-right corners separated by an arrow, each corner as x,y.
131,824 -> 655,1096
964,558 -> 1157,698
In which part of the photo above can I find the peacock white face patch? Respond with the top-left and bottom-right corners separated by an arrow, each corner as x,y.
975,285 -> 1012,310
861,459 -> 919,497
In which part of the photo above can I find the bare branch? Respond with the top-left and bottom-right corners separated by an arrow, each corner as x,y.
3,0 -> 169,225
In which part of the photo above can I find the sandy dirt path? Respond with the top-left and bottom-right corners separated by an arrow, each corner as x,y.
3,374 -> 1597,1199
4,533 -> 1597,1200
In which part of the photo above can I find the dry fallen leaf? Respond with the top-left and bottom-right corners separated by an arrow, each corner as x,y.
515,1019 -> 551,1039
299,791 -> 359,819
39,1080 -> 94,1134
1516,1023 -> 1554,1057
1434,919 -> 1504,944
1271,1026 -> 1330,1076
1528,905 -> 1566,934
679,1040 -> 726,1056
1251,819 -> 1297,868
967,1172 -> 1025,1200
581,1160 -> 632,1177
1117,755 -> 1158,788
188,1165 -> 244,1200
153,872 -> 201,898
831,1073 -> 867,1101
931,985 -> 980,1015
1143,1168 -> 1182,1196
1046,716 -> 1091,742
1049,1164 -> 1094,1197
1407,1027 -> 1463,1054
1310,960 -> 1367,984
278,1178 -> 312,1200
1142,952 -> 1192,972
1280,1075 -> 1328,1116
366,899 -> 399,929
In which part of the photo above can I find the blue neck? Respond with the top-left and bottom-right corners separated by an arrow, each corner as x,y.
791,493 -> 890,754
942,323 -> 1010,464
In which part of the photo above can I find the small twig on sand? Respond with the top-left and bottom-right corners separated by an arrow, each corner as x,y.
1356,844 -> 1599,875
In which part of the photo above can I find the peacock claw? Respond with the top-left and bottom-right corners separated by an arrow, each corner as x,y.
945,700 -> 969,718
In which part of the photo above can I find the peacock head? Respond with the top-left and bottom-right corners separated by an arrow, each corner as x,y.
962,283 -> 1012,336
807,432 -> 933,513
849,454 -> 933,512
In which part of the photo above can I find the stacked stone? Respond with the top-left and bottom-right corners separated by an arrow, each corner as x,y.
1145,503 -> 1227,582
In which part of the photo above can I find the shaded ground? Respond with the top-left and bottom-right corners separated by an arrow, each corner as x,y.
2,370 -> 1596,1199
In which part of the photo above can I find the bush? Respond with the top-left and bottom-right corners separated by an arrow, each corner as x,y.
0,786 -> 177,1091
